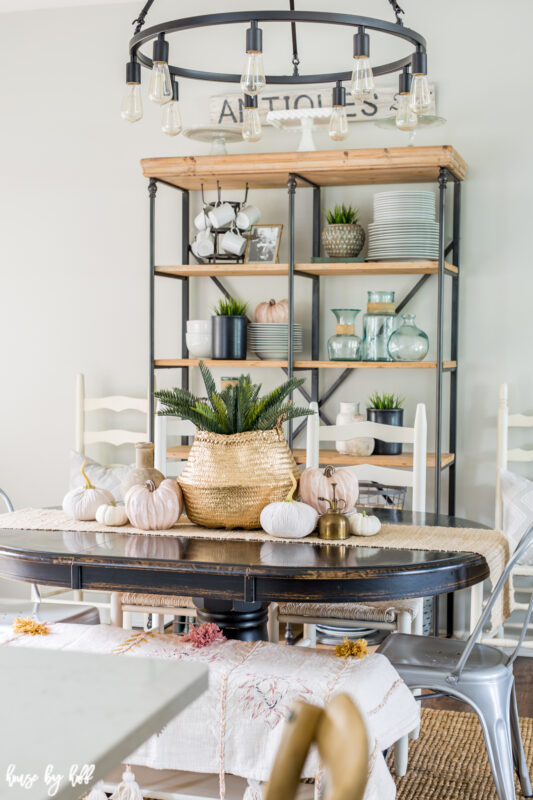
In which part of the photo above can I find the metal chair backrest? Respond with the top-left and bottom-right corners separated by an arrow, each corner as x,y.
0,490 -> 13,513
76,373 -> 149,454
263,694 -> 368,800
306,401 -> 427,512
495,383 -> 533,528
450,525 -> 533,681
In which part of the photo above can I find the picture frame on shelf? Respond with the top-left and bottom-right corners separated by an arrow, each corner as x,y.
244,224 -> 283,264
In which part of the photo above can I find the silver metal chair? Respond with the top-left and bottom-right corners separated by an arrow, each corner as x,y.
0,489 -> 100,625
378,525 -> 533,800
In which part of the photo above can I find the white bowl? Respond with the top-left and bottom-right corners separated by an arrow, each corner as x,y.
186,333 -> 212,358
187,320 -> 211,333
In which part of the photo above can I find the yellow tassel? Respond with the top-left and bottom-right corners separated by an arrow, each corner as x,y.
13,617 -> 50,636
335,637 -> 368,659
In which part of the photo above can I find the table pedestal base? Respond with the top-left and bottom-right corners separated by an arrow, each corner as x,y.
193,599 -> 269,641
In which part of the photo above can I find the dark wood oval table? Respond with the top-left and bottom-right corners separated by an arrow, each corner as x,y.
0,510 -> 489,640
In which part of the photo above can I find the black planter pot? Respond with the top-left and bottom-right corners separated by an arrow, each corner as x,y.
212,316 -> 247,360
366,407 -> 404,455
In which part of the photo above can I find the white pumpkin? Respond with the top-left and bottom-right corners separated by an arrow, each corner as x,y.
62,460 -> 114,521
299,465 -> 359,515
349,510 -> 381,536
125,479 -> 183,530
96,503 -> 128,527
254,298 -> 289,324
260,474 -> 318,539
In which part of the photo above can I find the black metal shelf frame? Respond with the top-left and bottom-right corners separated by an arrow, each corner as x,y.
148,165 -> 461,517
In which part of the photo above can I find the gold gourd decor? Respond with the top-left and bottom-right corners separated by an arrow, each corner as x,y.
155,362 -> 314,529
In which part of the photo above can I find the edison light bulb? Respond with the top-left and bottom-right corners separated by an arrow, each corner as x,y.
351,56 -> 374,102
162,100 -> 182,136
409,74 -> 431,114
121,83 -> 143,123
241,52 -> 266,96
242,107 -> 261,142
149,62 -> 172,104
329,107 -> 348,141
396,94 -> 417,131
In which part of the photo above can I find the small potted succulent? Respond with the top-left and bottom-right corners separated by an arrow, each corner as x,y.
367,392 -> 405,455
321,204 -> 365,258
211,296 -> 248,360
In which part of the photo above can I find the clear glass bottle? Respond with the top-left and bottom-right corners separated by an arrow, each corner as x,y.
327,309 -> 362,361
387,313 -> 429,361
362,291 -> 398,361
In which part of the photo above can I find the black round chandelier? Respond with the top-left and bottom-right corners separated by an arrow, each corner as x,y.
121,2 -> 431,141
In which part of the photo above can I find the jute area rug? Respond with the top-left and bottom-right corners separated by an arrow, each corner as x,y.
392,708 -> 533,799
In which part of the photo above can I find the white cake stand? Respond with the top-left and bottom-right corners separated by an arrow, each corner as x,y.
182,125 -> 243,155
374,114 -> 446,145
267,108 -> 332,151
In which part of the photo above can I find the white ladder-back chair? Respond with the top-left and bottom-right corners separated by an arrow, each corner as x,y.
268,401 -> 427,777
470,383 -> 533,650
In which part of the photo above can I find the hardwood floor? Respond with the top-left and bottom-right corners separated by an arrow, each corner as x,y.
421,656 -> 533,716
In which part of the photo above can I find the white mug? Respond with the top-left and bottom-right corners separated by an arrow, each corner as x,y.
208,202 -> 236,229
221,229 -> 247,256
194,206 -> 213,231
194,230 -> 215,257
236,204 -> 261,230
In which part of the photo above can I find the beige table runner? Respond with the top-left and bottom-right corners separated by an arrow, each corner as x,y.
0,508 -> 511,630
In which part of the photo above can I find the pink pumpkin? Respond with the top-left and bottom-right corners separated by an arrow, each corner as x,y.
299,465 -> 359,515
254,298 -> 289,323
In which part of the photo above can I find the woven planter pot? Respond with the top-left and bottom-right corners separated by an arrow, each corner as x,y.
321,223 -> 365,258
178,427 -> 299,529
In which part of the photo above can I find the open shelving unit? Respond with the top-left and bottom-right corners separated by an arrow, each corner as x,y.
142,145 -> 465,515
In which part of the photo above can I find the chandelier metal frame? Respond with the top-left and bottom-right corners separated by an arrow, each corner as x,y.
129,10 -> 427,86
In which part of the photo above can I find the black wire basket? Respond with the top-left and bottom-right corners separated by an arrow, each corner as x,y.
357,481 -> 407,510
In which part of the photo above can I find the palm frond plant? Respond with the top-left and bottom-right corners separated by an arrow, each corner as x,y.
155,361 -> 314,435
326,204 -> 360,225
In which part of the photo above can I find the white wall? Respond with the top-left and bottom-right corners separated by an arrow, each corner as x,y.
1,0 -> 532,525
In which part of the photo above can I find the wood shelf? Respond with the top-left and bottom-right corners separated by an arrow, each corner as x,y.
167,446 -> 455,470
142,146 -> 466,190
155,261 -> 458,279
155,358 -> 457,370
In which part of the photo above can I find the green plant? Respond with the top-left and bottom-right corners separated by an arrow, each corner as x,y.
213,296 -> 248,317
326,204 -> 360,225
367,392 -> 404,410
155,362 -> 314,434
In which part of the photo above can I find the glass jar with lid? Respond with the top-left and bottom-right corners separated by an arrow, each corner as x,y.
362,291 -> 398,361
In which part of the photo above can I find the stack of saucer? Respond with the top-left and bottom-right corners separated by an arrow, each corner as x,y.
248,323 -> 303,360
367,191 -> 438,261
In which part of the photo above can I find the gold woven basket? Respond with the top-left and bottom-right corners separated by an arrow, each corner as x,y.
178,426 -> 299,529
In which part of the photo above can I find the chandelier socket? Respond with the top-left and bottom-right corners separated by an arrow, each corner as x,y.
332,80 -> 346,107
246,20 -> 263,53
411,47 -> 427,75
126,59 -> 141,85
353,27 -> 370,58
171,77 -> 179,101
398,66 -> 412,94
153,33 -> 169,64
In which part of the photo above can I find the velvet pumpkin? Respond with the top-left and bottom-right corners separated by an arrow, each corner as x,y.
253,298 -> 289,323
125,479 -> 183,530
299,464 -> 359,515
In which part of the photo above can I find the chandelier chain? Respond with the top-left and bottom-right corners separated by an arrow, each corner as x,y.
387,0 -> 405,26
132,0 -> 156,35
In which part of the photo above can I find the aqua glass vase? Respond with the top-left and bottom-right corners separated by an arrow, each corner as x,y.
362,290 -> 398,361
387,313 -> 429,361
327,309 -> 362,361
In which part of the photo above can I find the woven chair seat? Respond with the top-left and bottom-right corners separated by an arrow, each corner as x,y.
278,599 -> 420,624
121,593 -> 196,609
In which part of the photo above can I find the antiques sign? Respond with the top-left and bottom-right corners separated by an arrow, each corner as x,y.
209,86 -> 435,125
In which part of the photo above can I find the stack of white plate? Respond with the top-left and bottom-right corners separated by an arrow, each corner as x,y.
248,323 -> 303,360
368,191 -> 438,261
